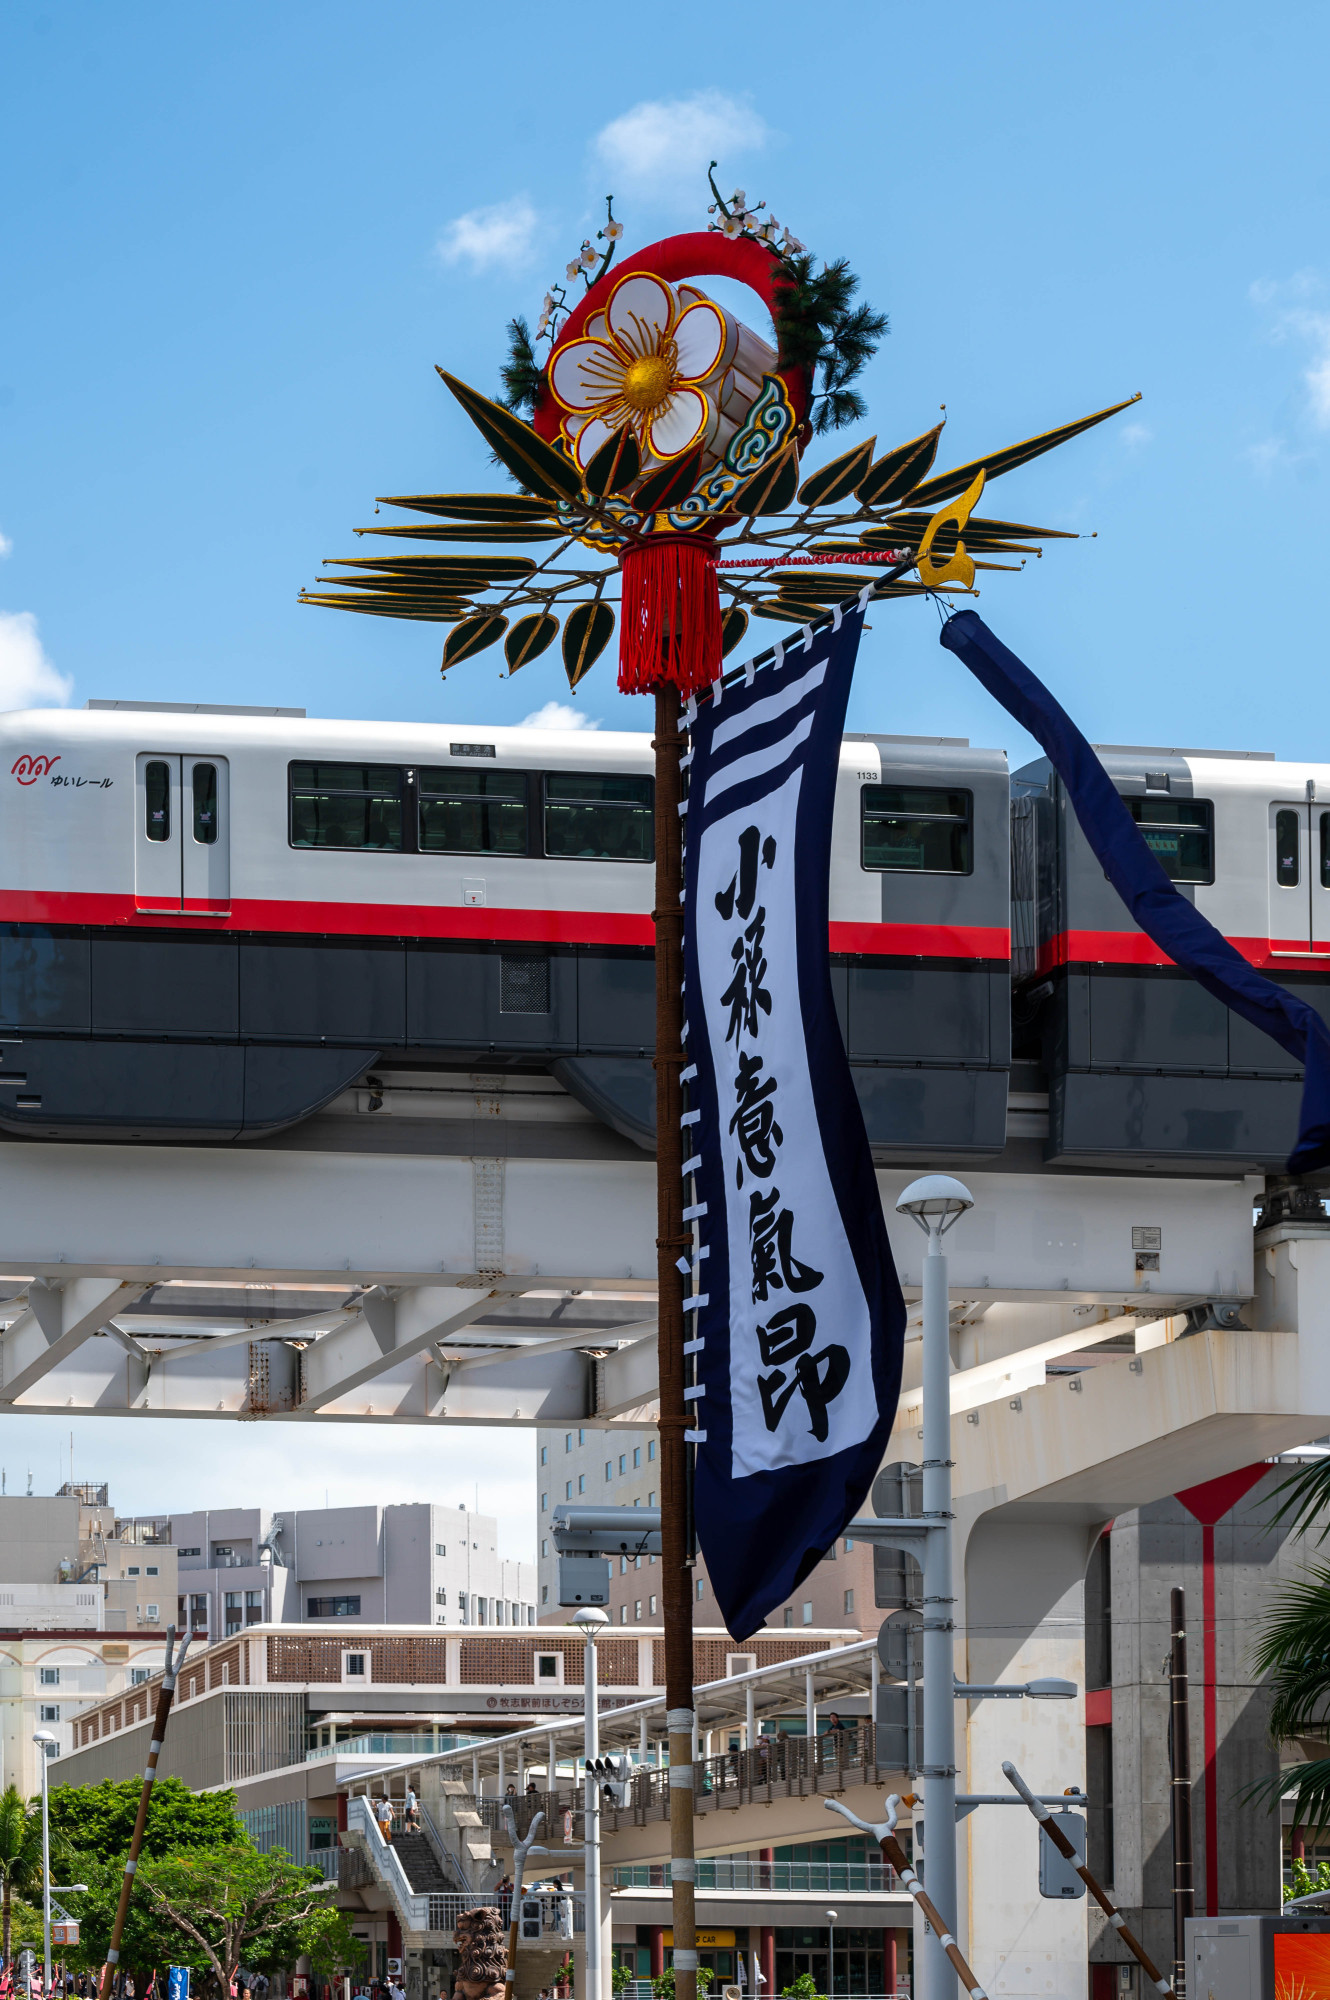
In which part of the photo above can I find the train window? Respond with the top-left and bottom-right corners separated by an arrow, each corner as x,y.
1127,796 -> 1214,883
544,772 -> 654,862
192,763 -> 218,845
418,767 -> 528,854
1322,813 -> 1330,889
861,785 -> 972,873
1276,808 -> 1301,886
289,762 -> 403,851
145,760 -> 171,843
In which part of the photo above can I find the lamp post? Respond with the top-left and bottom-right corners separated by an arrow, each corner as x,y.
32,1730 -> 56,1996
895,1175 -> 974,2000
572,1605 -> 608,2000
826,1911 -> 838,2000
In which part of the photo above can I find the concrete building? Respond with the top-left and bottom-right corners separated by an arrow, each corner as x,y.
0,1484 -> 177,1631
0,1628 -> 169,1791
137,1502 -> 534,1640
536,1426 -> 876,1631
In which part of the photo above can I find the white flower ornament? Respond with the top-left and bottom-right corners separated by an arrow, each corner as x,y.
548,270 -> 731,473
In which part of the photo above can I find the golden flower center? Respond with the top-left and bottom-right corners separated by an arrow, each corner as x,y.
621,350 -> 675,412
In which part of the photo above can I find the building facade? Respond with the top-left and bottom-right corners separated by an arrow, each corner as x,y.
536,1426 -> 877,1631
0,1628 -> 169,1791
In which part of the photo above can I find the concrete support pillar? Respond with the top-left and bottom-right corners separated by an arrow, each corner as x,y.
649,1928 -> 664,1978
883,1931 -> 897,1997
759,1927 -> 774,1998
962,1511 -> 1096,2000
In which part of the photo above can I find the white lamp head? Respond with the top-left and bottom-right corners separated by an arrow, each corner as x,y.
570,1605 -> 609,1634
32,1730 -> 56,1746
896,1174 -> 975,1235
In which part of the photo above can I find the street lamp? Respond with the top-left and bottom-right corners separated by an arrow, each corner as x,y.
32,1730 -> 57,1997
895,1175 -> 973,2000
826,1911 -> 838,2000
572,1605 -> 608,2000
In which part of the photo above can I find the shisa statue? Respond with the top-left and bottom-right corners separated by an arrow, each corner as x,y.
452,1904 -> 508,2000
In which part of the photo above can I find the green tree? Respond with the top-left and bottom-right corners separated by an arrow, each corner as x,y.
0,1786 -> 45,1967
48,1777 -> 249,1867
780,1979 -> 826,2000
651,1969 -> 715,2000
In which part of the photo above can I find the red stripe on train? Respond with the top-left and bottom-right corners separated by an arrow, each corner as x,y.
0,891 -> 1010,960
1038,929 -> 1330,973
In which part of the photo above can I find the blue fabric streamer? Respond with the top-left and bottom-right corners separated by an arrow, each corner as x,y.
939,610 -> 1330,1174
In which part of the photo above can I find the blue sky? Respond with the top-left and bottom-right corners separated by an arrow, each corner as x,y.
3,1 -> 1329,1540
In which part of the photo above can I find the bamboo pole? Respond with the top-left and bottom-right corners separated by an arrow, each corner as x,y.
98,1626 -> 193,2000
825,1796 -> 986,2000
653,683 -> 696,2000
1002,1762 -> 1175,1999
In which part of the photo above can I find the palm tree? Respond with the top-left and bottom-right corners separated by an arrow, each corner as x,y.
0,1785 -> 44,1970
1247,1462 -> 1330,1828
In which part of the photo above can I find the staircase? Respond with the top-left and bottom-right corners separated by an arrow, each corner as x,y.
392,1832 -> 451,1898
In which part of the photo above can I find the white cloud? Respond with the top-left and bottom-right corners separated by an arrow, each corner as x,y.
521,700 -> 600,731
0,531 -> 11,559
593,90 -> 770,196
435,196 -> 540,272
1249,272 -> 1330,430
0,611 -> 72,709
1119,422 -> 1153,451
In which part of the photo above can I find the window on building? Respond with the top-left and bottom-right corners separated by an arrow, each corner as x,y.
578,1428 -> 585,1445
801,1602 -> 813,1625
146,1565 -> 159,1576
540,1447 -> 548,1466
543,772 -> 653,863
648,1492 -> 655,1507
565,1482 -> 572,1501
39,1704 -> 59,1722
783,1608 -> 793,1628
344,1653 -> 366,1677
619,1605 -> 627,1625
648,1440 -> 655,1461
578,1475 -> 586,1494
696,1580 -> 704,1601
476,1598 -> 488,1624
649,1595 -> 657,1615
307,1596 -> 362,1618
127,1566 -> 140,1576
618,1455 -> 626,1474
843,1589 -> 855,1615
620,1556 -> 627,1574
309,1816 -> 336,1852
41,1741 -> 58,1760
39,1668 -> 60,1686
145,1603 -> 160,1621
245,1591 -> 263,1625
541,1585 -> 549,1605
436,1542 -> 447,1555
1129,795 -> 1214,884
633,1447 -> 641,1469
634,1601 -> 642,1621
541,1492 -> 548,1512
861,784 -> 973,874
418,766 -> 528,855
189,1594 -> 208,1627
565,1434 -> 573,1453
538,1654 -> 558,1679
541,1539 -> 548,1558
458,1592 -> 468,1622
844,1538 -> 854,1552
129,1668 -> 151,1686
289,762 -> 404,851
179,1547 -> 201,1557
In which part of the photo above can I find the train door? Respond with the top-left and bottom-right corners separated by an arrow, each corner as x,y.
135,754 -> 230,913
1269,801 -> 1316,954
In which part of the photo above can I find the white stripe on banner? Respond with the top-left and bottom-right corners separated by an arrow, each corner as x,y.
703,710 -> 815,808
710,659 -> 827,754
695,757 -> 876,1475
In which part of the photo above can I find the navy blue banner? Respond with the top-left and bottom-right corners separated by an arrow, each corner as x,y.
681,600 -> 906,1641
940,609 -> 1330,1174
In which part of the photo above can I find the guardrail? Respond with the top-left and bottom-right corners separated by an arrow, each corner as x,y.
600,1722 -> 891,1830
343,1800 -> 585,1940
612,1859 -> 902,1893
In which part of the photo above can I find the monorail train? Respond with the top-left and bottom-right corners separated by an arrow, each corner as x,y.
0,700 -> 1322,1176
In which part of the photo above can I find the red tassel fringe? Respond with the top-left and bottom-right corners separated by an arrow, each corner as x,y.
618,533 -> 722,698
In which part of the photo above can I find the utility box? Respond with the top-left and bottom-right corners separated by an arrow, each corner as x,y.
557,1553 -> 610,1606
1187,1914 -> 1330,2000
1038,1812 -> 1086,1899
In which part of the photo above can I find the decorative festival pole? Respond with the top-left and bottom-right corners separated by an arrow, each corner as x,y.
1169,1588 -> 1194,1999
653,679 -> 697,2000
300,173 -> 1137,2000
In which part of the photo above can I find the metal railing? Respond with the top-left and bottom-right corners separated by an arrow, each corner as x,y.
310,1730 -> 478,1762
345,1800 -> 586,1939
612,1859 -> 902,1893
599,1722 -> 892,1830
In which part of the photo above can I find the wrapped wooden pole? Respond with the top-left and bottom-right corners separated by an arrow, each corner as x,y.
653,682 -> 696,2000
1169,1587 -> 1194,2000
825,1796 -> 986,2000
98,1625 -> 193,2000
1003,1762 -> 1175,1999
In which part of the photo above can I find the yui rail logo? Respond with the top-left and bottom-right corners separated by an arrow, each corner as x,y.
11,755 -> 60,785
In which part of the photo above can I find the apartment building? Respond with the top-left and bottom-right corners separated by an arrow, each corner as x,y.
0,1628 -> 169,1792
0,1485 -> 176,1630
536,1426 -> 876,1631
135,1501 -> 535,1640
